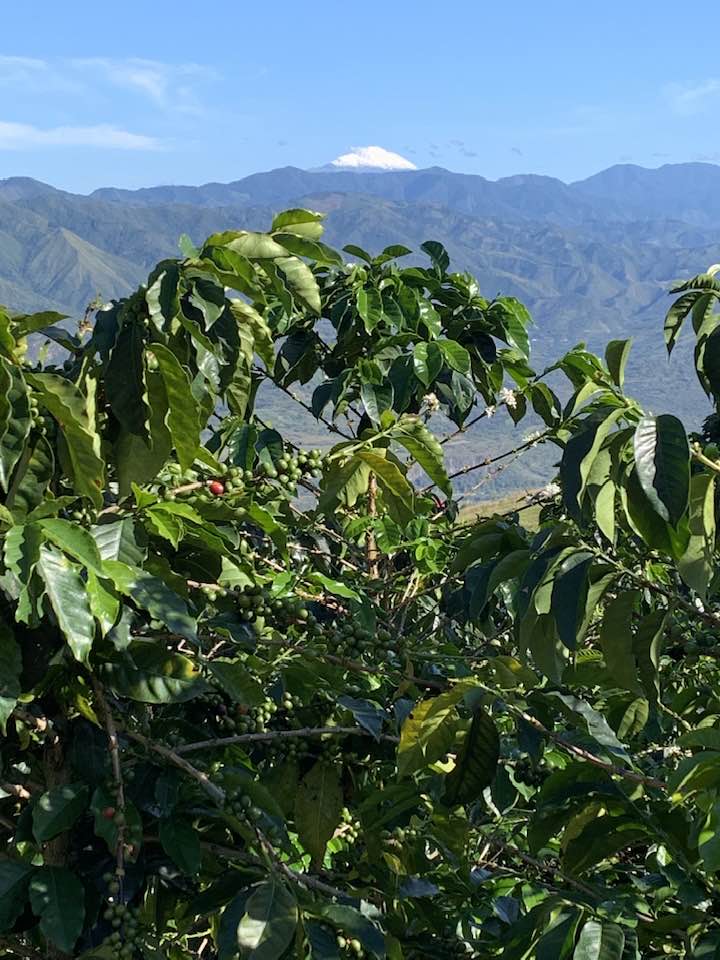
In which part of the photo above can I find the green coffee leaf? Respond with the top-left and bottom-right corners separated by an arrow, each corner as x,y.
32,783 -> 88,843
634,414 -> 689,525
295,761 -> 344,866
236,881 -> 298,960
37,545 -> 95,661
444,708 -> 500,805
29,866 -> 85,954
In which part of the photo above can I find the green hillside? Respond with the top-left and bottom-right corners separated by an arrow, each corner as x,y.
0,163 -> 715,500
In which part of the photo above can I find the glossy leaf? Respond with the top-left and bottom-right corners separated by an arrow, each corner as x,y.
444,707 -> 500,805
208,659 -> 264,707
605,338 -> 632,388
29,866 -> 85,954
315,905 -> 386,958
295,761 -> 344,866
27,373 -> 104,508
573,920 -> 624,960
679,472 -> 715,597
37,545 -> 95,661
100,643 -> 207,703
105,321 -> 150,438
599,591 -> 641,693
152,342 -> 201,470
236,881 -> 298,960
32,783 -> 88,843
398,687 -> 469,777
0,859 -> 34,932
159,817 -> 201,874
413,341 -> 443,387
633,414 -> 689,525
0,619 -> 20,734
0,362 -> 31,491
390,417 -> 451,496
103,559 -> 197,642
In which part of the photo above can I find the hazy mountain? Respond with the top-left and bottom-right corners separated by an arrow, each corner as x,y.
88,161 -> 720,226
0,161 -> 716,468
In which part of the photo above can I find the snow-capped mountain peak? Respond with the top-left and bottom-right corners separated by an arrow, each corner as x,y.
325,145 -> 417,172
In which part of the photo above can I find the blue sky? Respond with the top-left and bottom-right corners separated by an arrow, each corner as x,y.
1,0 -> 719,193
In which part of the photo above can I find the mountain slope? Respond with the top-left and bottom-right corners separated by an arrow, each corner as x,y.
0,163 -> 716,435
88,161 -> 720,228
572,162 -> 720,226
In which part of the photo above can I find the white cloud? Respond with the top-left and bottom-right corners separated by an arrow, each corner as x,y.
0,54 -> 212,111
0,121 -> 161,151
0,55 -> 46,71
331,145 -> 417,171
666,79 -> 720,114
70,57 -> 213,111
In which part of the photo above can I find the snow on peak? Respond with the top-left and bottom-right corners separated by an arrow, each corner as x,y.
329,145 -> 417,171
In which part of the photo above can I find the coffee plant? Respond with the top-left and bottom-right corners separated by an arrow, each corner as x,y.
1,211 -> 720,958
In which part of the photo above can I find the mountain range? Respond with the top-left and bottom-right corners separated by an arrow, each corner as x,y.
0,160 -> 716,483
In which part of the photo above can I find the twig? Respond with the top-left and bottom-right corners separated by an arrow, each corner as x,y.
202,839 -> 371,902
439,405 -> 500,446
92,679 -> 127,882
253,365 -> 354,440
176,725 -> 399,755
366,473 -> 379,579
472,681 -> 667,791
480,836 -> 598,900
98,481 -> 205,517
125,729 -> 225,805
591,548 -> 720,632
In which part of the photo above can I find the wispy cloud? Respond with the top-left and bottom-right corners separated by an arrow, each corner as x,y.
0,121 -> 162,151
0,55 -> 46,72
70,57 -> 213,112
666,79 -> 720,115
0,55 -> 83,94
0,54 -> 213,112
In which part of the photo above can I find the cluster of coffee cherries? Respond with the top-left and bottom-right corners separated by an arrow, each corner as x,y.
336,934 -> 366,957
216,775 -> 284,845
224,697 -> 277,734
339,807 -> 361,845
66,501 -> 95,524
264,735 -> 309,765
100,874 -> 143,958
381,823 -> 421,846
323,623 -> 398,662
192,580 -> 318,633
28,394 -> 53,439
235,583 -> 311,626
259,448 -> 324,488
99,803 -> 142,857
513,757 -> 549,787
200,686 -> 305,742
225,791 -> 263,823
159,446 -> 324,503
683,633 -> 716,658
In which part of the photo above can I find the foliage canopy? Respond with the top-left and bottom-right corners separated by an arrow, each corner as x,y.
1,213 -> 720,959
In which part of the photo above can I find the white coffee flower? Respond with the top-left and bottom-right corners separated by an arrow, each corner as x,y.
522,430 -> 543,444
422,392 -> 441,413
540,481 -> 561,500
499,387 -> 518,409
484,405 -> 496,418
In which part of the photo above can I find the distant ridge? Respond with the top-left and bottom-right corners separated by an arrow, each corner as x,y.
85,161 -> 720,227
0,159 -> 718,427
